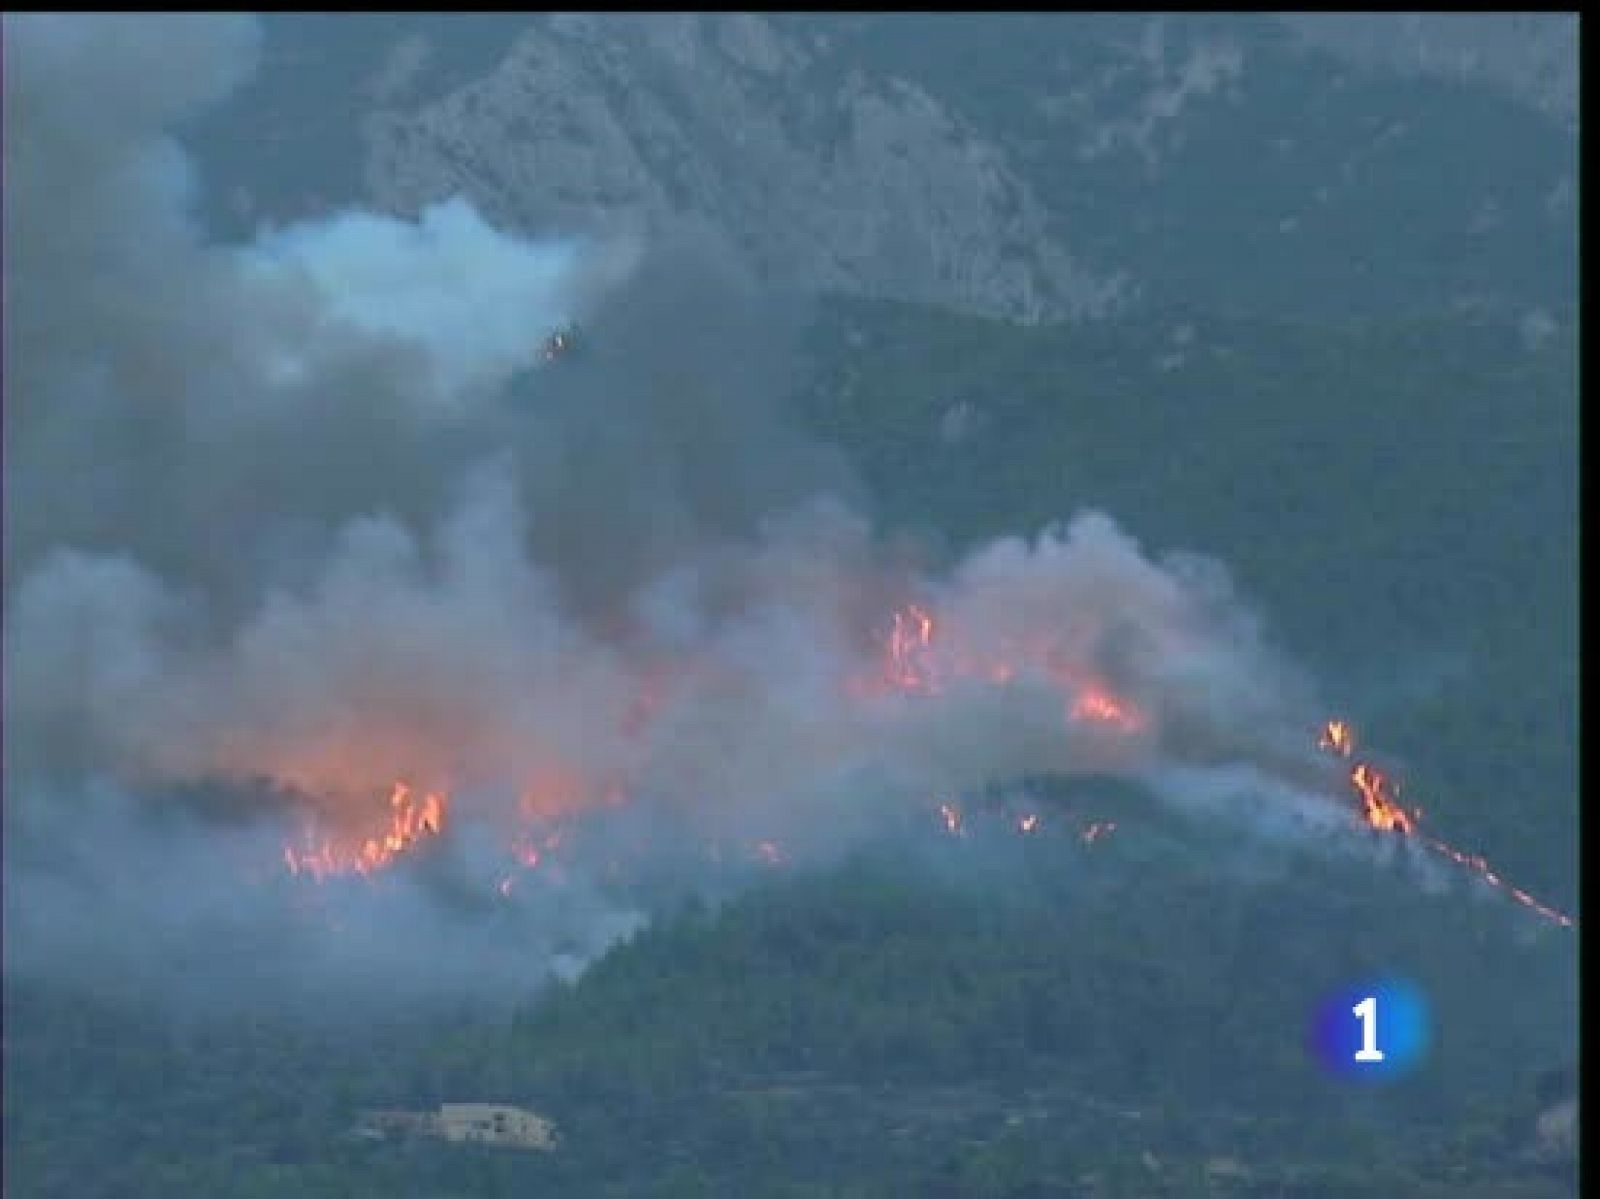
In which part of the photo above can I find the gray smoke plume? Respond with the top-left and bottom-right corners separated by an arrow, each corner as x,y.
3,14 -> 1347,1010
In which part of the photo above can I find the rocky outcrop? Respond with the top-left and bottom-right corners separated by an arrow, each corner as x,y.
361,14 -> 1129,323
189,13 -> 1575,325
1278,14 -> 1577,127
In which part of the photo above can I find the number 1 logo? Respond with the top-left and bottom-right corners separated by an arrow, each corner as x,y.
1311,981 -> 1426,1078
1352,995 -> 1385,1062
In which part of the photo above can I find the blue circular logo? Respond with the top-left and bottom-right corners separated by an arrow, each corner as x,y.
1308,979 -> 1430,1080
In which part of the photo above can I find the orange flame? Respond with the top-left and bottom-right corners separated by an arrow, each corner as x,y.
1419,836 -> 1574,928
1350,762 -> 1417,835
1068,684 -> 1146,733
283,781 -> 447,880
887,604 -> 939,693
879,602 -> 1148,739
1319,719 -> 1354,757
1321,718 -> 1573,928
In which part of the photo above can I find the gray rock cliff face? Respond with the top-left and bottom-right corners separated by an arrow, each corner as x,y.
190,13 -> 1575,325
360,14 -> 1128,323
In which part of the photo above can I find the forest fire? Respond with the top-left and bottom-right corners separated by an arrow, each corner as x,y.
929,799 -> 1118,845
1350,763 -> 1417,835
1068,685 -> 1146,733
1318,720 -> 1573,928
262,620 -> 1560,936
1417,838 -> 1575,928
879,601 -> 1148,737
282,782 -> 447,880
1318,721 -> 1422,837
886,603 -> 938,693
1318,719 -> 1354,757
271,599 -> 1153,884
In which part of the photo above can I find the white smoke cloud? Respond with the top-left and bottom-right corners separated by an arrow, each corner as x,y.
6,482 -> 1331,851
238,198 -> 609,402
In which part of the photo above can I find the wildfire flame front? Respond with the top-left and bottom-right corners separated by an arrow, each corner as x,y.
1318,720 -> 1573,928
283,782 -> 447,881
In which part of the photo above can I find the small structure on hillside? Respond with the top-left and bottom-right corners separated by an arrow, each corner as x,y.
355,1103 -> 558,1151
1532,1097 -> 1577,1163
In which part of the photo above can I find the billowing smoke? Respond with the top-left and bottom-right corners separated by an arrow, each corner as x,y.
238,198 -> 594,401
3,15 -> 1345,1009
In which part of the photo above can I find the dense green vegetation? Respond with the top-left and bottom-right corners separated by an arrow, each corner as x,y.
2,825 -> 1578,1197
780,13 -> 1575,323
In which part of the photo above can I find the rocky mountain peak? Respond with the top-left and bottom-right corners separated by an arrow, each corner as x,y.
361,14 -> 1127,323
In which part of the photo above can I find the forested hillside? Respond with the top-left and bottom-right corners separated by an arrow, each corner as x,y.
4,301 -> 1577,1199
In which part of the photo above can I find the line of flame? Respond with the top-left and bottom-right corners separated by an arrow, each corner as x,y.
1319,720 -> 1574,929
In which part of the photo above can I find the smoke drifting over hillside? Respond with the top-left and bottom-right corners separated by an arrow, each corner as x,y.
4,15 -> 1344,1008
